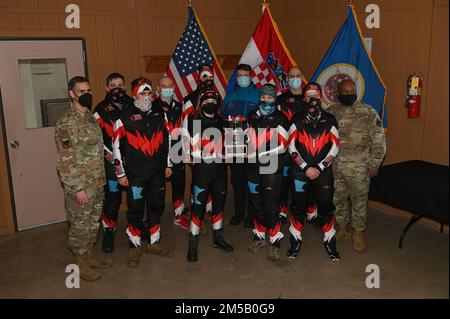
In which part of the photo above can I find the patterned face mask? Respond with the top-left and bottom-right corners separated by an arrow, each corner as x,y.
134,96 -> 152,112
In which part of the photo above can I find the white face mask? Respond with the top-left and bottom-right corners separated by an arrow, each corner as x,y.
134,96 -> 152,112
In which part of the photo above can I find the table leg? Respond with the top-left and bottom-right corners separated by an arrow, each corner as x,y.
399,213 -> 422,249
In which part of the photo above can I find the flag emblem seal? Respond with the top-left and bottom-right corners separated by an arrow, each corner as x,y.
316,63 -> 365,106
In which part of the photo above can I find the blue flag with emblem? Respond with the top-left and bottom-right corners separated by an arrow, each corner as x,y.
311,5 -> 387,127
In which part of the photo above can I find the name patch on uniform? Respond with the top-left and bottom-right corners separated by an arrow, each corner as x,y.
130,114 -> 143,121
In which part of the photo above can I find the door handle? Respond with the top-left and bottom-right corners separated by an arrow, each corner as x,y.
10,140 -> 20,149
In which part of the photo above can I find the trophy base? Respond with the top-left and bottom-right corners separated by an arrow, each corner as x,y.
225,145 -> 247,157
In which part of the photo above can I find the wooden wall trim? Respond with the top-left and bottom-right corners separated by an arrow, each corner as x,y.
0,88 -> 16,237
144,54 -> 241,73
0,8 -> 137,17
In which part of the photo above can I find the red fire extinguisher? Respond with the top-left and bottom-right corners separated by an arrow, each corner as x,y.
405,73 -> 423,118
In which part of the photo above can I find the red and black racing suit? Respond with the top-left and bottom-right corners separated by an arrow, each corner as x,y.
246,109 -> 290,247
288,110 -> 339,244
113,104 -> 170,248
276,91 -> 312,220
93,94 -> 133,230
182,88 -> 221,213
186,114 -> 227,236
153,97 -> 186,217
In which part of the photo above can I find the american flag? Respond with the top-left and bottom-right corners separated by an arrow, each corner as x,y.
166,6 -> 227,103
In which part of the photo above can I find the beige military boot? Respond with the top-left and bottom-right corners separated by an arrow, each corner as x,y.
86,250 -> 113,269
336,224 -> 352,242
146,243 -> 173,257
127,247 -> 142,267
352,230 -> 366,252
75,252 -> 101,281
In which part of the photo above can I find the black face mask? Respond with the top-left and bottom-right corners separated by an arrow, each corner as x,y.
338,93 -> 357,106
109,87 -> 125,103
200,79 -> 214,90
203,102 -> 218,116
77,93 -> 93,108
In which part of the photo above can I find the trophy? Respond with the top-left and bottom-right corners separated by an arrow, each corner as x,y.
224,116 -> 247,157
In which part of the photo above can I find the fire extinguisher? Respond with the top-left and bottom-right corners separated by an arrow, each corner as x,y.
405,73 -> 423,118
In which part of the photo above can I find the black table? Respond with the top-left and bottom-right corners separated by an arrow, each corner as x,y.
369,160 -> 449,248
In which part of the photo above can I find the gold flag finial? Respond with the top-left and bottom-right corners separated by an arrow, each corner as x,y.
347,0 -> 354,5
188,0 -> 192,7
262,0 -> 270,7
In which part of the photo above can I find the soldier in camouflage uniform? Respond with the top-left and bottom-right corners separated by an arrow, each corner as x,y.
327,79 -> 386,252
55,76 -> 113,281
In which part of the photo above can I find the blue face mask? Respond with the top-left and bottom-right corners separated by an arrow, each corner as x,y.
237,76 -> 251,88
259,101 -> 275,116
289,77 -> 302,90
160,88 -> 175,99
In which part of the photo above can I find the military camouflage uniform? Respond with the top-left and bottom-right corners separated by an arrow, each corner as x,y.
55,106 -> 106,255
327,101 -> 386,231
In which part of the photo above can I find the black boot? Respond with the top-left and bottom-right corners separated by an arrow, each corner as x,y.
212,228 -> 234,252
323,236 -> 340,261
287,235 -> 302,259
102,228 -> 116,253
187,233 -> 199,262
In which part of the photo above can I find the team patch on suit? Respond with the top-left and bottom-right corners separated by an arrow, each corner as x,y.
132,186 -> 144,200
294,179 -> 307,192
248,181 -> 259,194
108,180 -> 119,192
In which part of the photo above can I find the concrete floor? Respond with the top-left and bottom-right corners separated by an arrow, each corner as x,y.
0,201 -> 448,299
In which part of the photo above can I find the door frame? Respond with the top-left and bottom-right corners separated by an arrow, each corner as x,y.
0,37 -> 89,235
